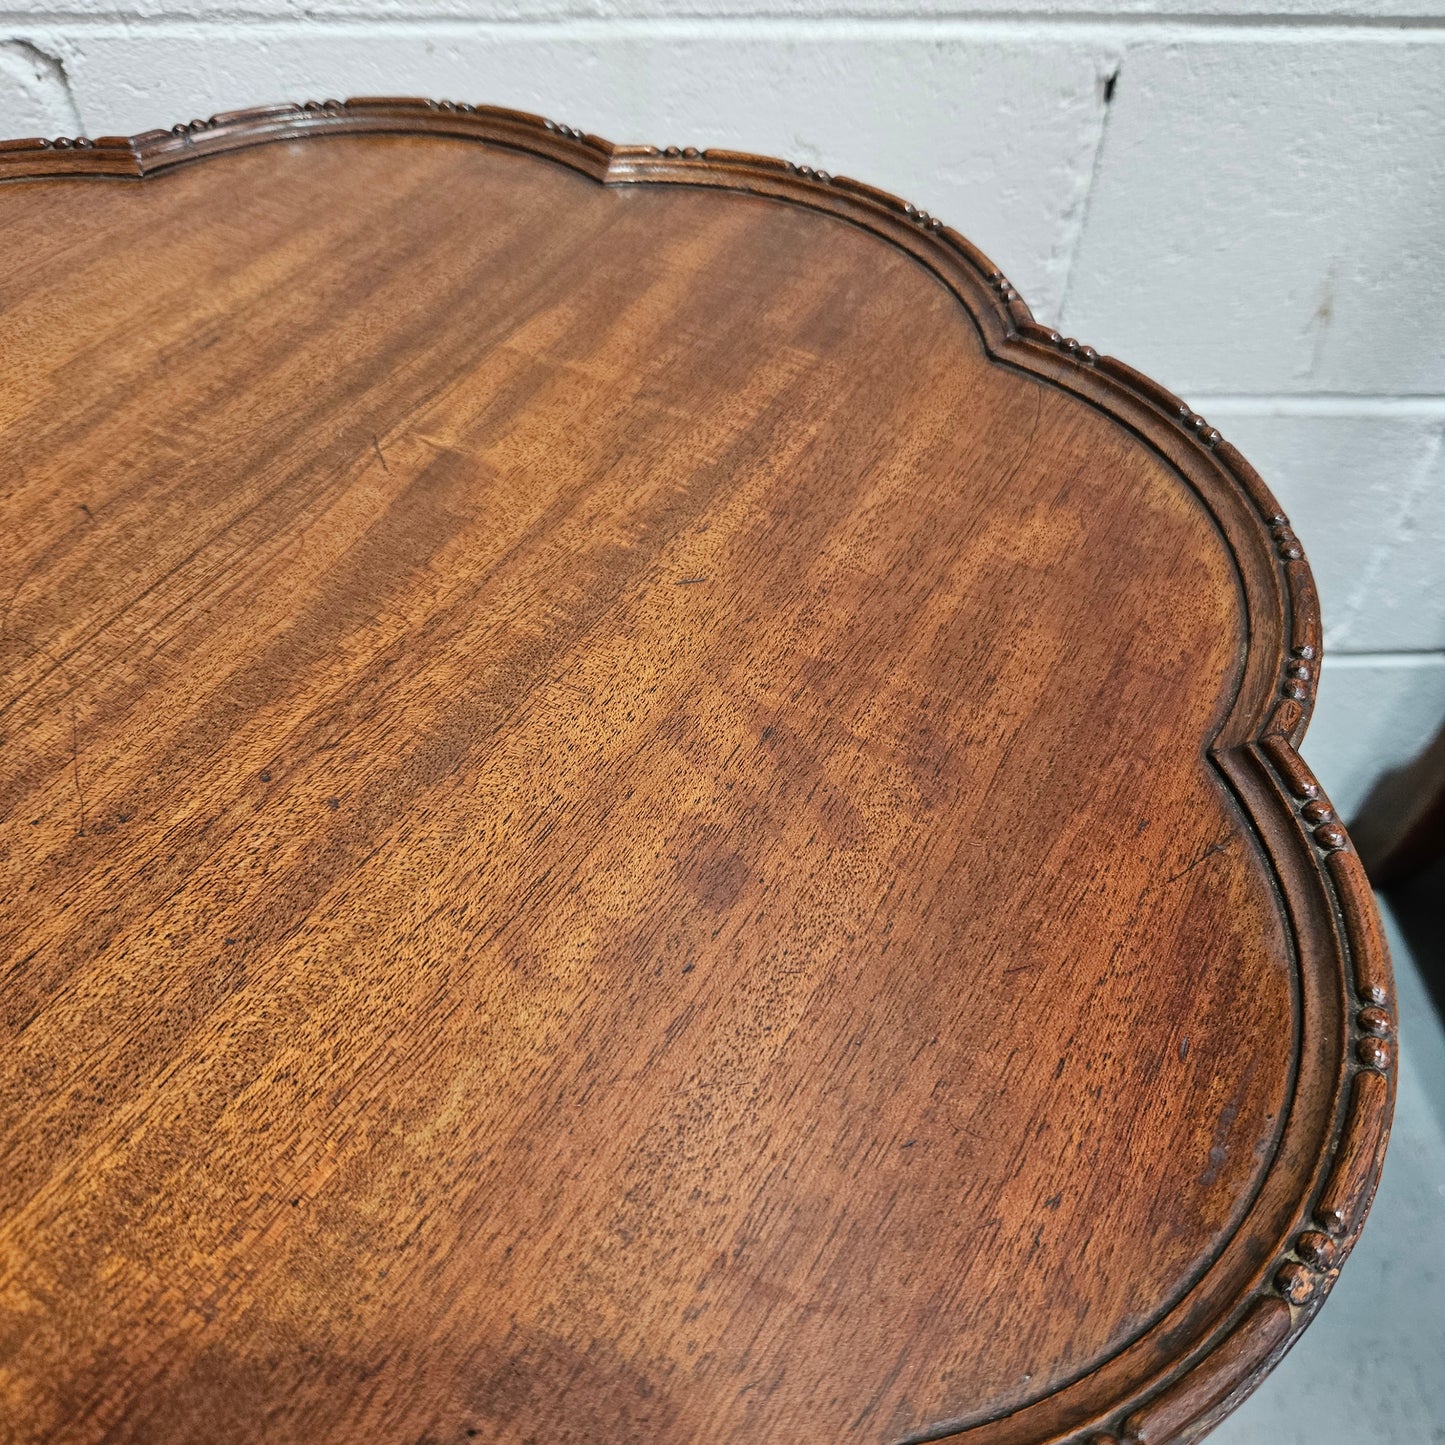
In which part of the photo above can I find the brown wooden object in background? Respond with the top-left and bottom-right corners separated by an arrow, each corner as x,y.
0,101 -> 1394,1445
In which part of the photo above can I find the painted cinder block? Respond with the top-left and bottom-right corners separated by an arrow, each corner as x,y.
1,0 -> 1437,18
1062,40 -> 1445,396
0,39 -> 80,137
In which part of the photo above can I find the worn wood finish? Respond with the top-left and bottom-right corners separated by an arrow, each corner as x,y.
0,102 -> 1393,1445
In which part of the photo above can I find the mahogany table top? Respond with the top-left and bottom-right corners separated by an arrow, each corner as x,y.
0,100 -> 1393,1445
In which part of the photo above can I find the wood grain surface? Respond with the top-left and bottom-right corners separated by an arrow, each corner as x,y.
0,103 -> 1394,1445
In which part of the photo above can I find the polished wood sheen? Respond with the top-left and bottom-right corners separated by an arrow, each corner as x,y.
0,102 -> 1393,1445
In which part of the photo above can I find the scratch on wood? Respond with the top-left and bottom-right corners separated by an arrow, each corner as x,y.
1160,831 -> 1236,890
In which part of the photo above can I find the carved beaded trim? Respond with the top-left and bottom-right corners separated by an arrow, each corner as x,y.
1268,512 -> 1305,561
1177,403 -> 1222,449
1282,641 -> 1314,703
1039,329 -> 1100,365
1354,1000 -> 1394,1073
1264,725 -> 1352,855
1272,1018 -> 1389,1307
1268,833 -> 1393,1313
986,270 -> 1022,304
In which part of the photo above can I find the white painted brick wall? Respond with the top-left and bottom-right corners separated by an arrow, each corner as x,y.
3,1 -> 1441,823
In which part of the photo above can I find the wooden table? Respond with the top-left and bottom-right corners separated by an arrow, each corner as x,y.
0,101 -> 1393,1445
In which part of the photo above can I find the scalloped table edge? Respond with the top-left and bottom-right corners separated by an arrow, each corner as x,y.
0,97 -> 1398,1445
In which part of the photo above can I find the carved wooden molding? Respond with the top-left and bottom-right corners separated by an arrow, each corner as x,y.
1,97 -> 1394,1445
